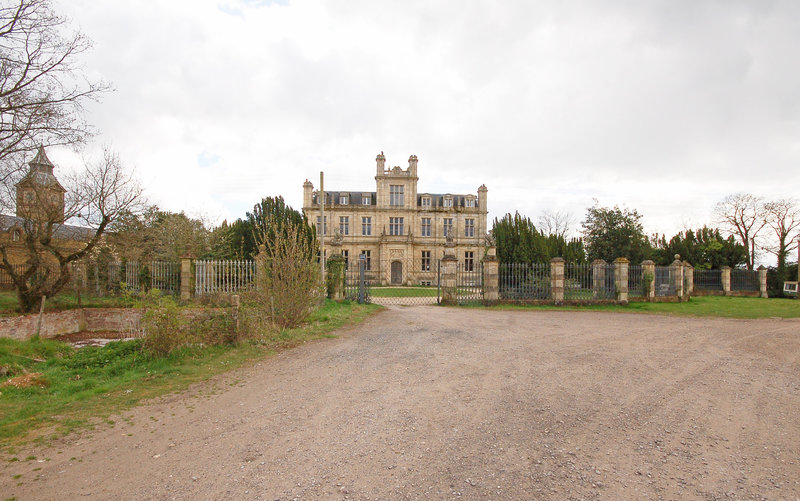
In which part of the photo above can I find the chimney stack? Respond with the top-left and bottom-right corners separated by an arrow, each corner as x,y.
376,151 -> 386,176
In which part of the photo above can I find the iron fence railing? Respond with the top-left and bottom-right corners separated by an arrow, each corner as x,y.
564,263 -> 593,300
499,263 -> 550,299
595,263 -> 616,299
195,260 -> 256,296
731,269 -> 759,291
694,269 -> 722,291
655,266 -> 675,296
628,264 -> 645,298
456,262 -> 483,304
343,262 -> 371,303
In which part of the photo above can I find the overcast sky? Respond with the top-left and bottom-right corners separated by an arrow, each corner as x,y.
50,0 -> 800,243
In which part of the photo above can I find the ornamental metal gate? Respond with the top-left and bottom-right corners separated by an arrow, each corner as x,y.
456,262 -> 483,304
344,258 -> 441,305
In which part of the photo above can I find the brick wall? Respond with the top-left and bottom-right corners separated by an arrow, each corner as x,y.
0,308 -> 142,341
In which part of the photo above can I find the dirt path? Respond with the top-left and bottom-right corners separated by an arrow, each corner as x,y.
3,307 -> 800,500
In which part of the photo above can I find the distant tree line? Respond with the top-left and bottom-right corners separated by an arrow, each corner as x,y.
493,194 -> 799,296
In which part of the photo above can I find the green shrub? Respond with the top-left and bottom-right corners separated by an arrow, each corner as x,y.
191,310 -> 240,346
140,295 -> 189,356
325,254 -> 346,298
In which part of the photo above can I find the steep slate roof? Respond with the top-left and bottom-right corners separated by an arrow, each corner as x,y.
0,214 -> 94,241
312,191 -> 477,208
417,194 -> 475,208
314,191 -> 377,206
16,145 -> 67,192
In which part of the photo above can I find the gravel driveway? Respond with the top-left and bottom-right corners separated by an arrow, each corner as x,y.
3,306 -> 799,500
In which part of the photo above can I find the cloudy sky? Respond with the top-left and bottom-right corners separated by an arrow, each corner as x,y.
50,0 -> 800,242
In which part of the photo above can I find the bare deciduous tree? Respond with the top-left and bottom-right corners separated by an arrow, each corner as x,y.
762,198 -> 800,272
0,147 -> 143,312
538,209 -> 574,238
0,0 -> 109,181
713,193 -> 766,270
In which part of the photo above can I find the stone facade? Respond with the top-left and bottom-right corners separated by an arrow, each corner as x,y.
302,153 -> 488,285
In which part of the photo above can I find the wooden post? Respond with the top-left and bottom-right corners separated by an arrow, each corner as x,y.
320,171 -> 325,282
232,294 -> 240,332
35,295 -> 46,337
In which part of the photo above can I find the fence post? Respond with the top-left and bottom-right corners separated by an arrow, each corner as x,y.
758,265 -> 768,298
180,254 -> 194,301
720,266 -> 731,296
231,294 -> 240,333
641,260 -> 655,301
440,254 -> 458,305
614,257 -> 629,304
683,261 -> 694,299
670,256 -> 684,300
482,246 -> 499,304
358,256 -> 366,304
592,259 -> 606,299
550,257 -> 565,304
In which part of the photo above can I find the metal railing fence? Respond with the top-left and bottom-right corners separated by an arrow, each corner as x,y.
731,269 -> 759,291
456,262 -> 483,304
564,263 -> 593,299
655,266 -> 675,296
628,264 -> 645,298
195,259 -> 256,296
595,263 -> 616,299
499,263 -> 550,299
693,269 -> 722,291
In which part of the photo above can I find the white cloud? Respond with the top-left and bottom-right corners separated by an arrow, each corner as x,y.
48,0 -> 800,253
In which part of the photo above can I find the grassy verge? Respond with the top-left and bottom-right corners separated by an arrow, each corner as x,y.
370,286 -> 438,297
0,291 -> 137,317
0,299 -> 380,451
483,296 -> 800,319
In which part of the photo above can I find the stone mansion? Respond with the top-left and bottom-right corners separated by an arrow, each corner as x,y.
302,152 -> 488,285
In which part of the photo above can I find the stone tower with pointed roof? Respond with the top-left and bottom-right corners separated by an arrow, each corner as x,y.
15,146 -> 66,223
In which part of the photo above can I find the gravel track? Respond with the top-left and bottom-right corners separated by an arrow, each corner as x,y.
2,306 -> 799,500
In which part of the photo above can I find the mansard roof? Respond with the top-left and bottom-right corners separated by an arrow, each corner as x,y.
313,191 -> 377,206
416,193 -> 476,207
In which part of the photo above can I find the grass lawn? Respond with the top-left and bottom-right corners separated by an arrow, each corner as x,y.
370,286 -> 439,297
0,299 -> 380,451
487,295 -> 800,319
0,291 -> 137,317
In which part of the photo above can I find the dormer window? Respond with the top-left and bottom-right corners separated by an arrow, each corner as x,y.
339,195 -> 348,205
465,198 -> 475,208
362,195 -> 371,205
421,197 -> 431,207
443,197 -> 453,208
